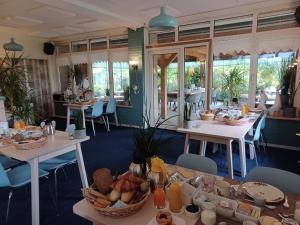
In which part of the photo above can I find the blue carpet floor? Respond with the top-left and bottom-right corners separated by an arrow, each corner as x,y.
0,118 -> 299,225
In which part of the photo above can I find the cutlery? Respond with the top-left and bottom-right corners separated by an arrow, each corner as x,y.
283,194 -> 290,208
244,198 -> 276,209
279,213 -> 294,218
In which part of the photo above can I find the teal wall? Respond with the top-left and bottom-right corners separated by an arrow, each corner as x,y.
264,118 -> 300,148
116,28 -> 145,126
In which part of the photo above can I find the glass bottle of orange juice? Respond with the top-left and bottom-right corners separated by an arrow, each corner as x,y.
153,184 -> 166,209
168,181 -> 182,212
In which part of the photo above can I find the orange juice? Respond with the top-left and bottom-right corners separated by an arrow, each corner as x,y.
168,182 -> 182,212
153,186 -> 166,209
19,120 -> 26,129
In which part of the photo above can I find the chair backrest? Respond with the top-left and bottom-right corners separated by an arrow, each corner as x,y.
260,113 -> 267,130
176,154 -> 218,175
0,163 -> 11,187
105,98 -> 116,114
253,114 -> 267,141
246,167 -> 300,195
92,100 -> 104,117
186,93 -> 201,104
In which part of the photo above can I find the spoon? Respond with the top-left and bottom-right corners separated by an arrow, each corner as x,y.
244,198 -> 277,209
283,194 -> 290,208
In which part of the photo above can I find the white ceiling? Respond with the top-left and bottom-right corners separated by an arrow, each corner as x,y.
0,0 -> 296,38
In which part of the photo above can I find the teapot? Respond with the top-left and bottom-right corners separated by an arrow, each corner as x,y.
40,119 -> 56,136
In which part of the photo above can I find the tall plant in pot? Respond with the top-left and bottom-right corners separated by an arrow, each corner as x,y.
184,102 -> 192,128
74,110 -> 86,139
130,103 -> 177,177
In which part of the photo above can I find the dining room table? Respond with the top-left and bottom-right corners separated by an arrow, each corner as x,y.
64,102 -> 94,129
0,130 -> 90,225
177,112 -> 260,179
73,164 -> 300,225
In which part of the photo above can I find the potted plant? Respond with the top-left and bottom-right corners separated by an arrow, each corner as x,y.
279,58 -> 293,107
0,50 -> 38,125
130,103 -> 176,176
221,66 -> 246,105
184,102 -> 192,128
282,64 -> 299,117
123,86 -> 130,105
73,110 -> 86,139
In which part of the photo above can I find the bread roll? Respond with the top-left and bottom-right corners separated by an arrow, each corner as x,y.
93,168 -> 113,194
109,189 -> 121,202
121,191 -> 135,203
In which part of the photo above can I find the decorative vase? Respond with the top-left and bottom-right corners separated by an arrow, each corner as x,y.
129,162 -> 145,177
73,129 -> 86,139
184,120 -> 193,129
280,94 -> 290,108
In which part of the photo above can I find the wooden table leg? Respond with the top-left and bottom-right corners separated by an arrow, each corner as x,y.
238,137 -> 247,177
81,108 -> 86,129
199,141 -> 207,156
226,140 -> 234,179
66,107 -> 70,129
29,158 -> 40,225
75,143 -> 89,188
184,134 -> 190,154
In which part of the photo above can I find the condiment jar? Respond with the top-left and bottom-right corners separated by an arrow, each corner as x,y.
168,181 -> 182,213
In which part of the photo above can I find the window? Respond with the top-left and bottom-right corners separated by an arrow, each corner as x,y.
178,21 -> 210,41
109,37 -> 128,48
257,10 -> 298,32
92,61 -> 109,97
213,55 -> 250,106
112,62 -> 129,98
214,15 -> 253,37
56,43 -> 70,54
72,41 -> 88,52
256,51 -> 296,104
90,39 -> 107,51
149,31 -> 175,44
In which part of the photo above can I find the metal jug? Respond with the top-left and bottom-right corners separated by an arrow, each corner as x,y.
40,119 -> 56,136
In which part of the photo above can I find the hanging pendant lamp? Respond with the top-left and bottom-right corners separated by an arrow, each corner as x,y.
148,6 -> 177,31
3,38 -> 24,51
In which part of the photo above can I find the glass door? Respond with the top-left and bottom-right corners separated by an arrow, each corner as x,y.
184,45 -> 208,118
151,51 -> 181,128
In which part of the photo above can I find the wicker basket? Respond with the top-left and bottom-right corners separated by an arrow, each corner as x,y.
200,113 -> 215,121
83,186 -> 151,218
14,136 -> 47,150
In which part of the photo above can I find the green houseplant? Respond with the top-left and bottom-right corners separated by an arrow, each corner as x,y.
73,110 -> 86,139
131,102 -> 177,176
0,50 -> 37,124
221,66 -> 246,105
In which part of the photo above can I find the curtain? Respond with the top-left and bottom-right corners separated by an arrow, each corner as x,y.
25,59 -> 53,116
213,37 -> 252,58
90,50 -> 108,63
110,48 -> 128,62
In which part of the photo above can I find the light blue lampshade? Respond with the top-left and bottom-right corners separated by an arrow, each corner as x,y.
148,6 -> 177,31
3,38 -> 24,51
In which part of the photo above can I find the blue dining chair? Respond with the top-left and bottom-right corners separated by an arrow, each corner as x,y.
246,167 -> 300,195
245,114 -> 267,166
0,155 -> 19,169
103,98 -> 119,132
0,163 -> 49,224
176,154 -> 218,175
85,100 -> 106,136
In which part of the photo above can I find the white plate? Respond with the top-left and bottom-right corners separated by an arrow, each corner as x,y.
147,214 -> 186,225
241,182 -> 284,203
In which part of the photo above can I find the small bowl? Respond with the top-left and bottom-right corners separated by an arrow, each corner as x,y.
185,204 -> 200,219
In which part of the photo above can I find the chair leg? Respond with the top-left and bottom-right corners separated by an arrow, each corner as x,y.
91,118 -> 96,136
102,116 -> 108,131
114,112 -> 119,127
6,190 -> 13,225
106,116 -> 110,132
54,169 -> 59,215
253,142 -> 259,166
46,176 -> 58,211
249,142 -> 255,160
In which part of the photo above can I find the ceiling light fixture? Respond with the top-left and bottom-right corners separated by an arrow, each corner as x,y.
148,5 -> 177,31
3,38 -> 24,51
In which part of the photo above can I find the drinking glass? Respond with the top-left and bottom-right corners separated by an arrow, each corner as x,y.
153,185 -> 166,209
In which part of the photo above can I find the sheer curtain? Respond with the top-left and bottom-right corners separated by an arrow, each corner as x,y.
25,59 -> 53,116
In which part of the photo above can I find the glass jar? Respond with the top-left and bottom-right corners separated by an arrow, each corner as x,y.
201,209 -> 216,225
153,185 -> 166,209
168,181 -> 182,212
